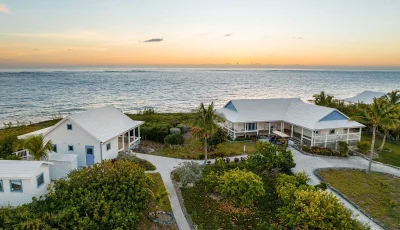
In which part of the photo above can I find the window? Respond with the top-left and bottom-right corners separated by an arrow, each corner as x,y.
67,124 -> 72,130
10,180 -> 23,192
0,180 -> 3,192
37,173 -> 44,188
53,144 -> 57,153
314,130 -> 319,135
247,123 -> 257,130
106,143 -> 111,151
68,145 -> 74,151
329,129 -> 335,134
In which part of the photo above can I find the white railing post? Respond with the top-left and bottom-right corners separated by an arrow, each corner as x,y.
346,128 -> 350,143
301,127 -> 303,144
324,133 -> 328,147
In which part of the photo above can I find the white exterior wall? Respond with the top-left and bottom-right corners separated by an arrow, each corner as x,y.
0,164 -> 50,207
50,158 -> 78,180
102,136 -> 119,160
45,119 -> 100,166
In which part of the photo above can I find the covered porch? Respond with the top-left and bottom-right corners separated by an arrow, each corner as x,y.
118,126 -> 141,151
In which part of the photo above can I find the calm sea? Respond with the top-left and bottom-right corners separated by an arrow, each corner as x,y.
1,68 -> 399,125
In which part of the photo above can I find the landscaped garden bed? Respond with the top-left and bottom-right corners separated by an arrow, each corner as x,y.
318,169 -> 400,230
298,141 -> 349,157
173,142 -> 366,229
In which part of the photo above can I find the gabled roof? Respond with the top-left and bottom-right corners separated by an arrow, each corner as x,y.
343,91 -> 386,104
218,98 -> 364,130
44,105 -> 143,142
0,160 -> 53,179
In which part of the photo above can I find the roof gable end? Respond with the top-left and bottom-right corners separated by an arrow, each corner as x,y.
224,101 -> 237,111
319,110 -> 349,122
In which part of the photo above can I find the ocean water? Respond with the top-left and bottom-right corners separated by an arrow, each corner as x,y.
0,68 -> 399,125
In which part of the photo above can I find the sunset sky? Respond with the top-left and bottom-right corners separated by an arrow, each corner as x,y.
1,0 -> 399,68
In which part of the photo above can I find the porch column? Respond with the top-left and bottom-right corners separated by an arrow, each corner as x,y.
281,121 -> 284,131
128,129 -> 131,145
291,125 -> 294,138
268,122 -> 271,135
301,127 -> 304,144
133,127 -> 136,141
256,123 -> 259,136
358,127 -> 362,141
244,123 -> 247,137
346,128 -> 350,143
138,126 -> 140,138
324,133 -> 328,147
122,134 -> 125,150
311,130 -> 314,146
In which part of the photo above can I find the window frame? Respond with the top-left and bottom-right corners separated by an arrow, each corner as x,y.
36,173 -> 45,188
68,145 -> 74,151
106,143 -> 111,151
10,180 -> 23,193
0,180 -> 3,192
67,124 -> 72,130
53,144 -> 57,153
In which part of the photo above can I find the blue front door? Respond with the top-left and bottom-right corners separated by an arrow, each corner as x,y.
85,146 -> 95,166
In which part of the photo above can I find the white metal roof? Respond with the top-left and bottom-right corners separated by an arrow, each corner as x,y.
42,105 -> 143,142
48,153 -> 78,162
273,130 -> 289,138
0,160 -> 53,179
343,91 -> 386,104
219,98 -> 365,130
17,126 -> 53,140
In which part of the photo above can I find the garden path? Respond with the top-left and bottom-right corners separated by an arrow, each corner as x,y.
134,148 -> 400,230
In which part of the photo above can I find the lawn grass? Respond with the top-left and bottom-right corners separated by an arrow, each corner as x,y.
138,173 -> 177,230
180,164 -> 280,229
320,169 -> 400,229
142,139 -> 256,159
0,119 -> 61,142
361,134 -> 400,167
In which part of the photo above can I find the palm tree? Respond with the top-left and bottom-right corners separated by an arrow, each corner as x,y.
18,135 -> 53,160
353,97 -> 400,173
378,90 -> 400,152
191,102 -> 225,164
312,91 -> 335,107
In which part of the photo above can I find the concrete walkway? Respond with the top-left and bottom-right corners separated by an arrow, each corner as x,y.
135,149 -> 400,230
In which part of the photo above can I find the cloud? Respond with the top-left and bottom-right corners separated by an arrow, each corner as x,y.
143,38 -> 163,43
0,4 -> 11,14
224,34 -> 232,37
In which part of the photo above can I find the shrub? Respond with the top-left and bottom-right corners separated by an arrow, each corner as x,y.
356,141 -> 371,154
302,145 -> 344,157
234,157 -> 239,163
198,153 -> 205,160
141,122 -> 171,143
169,127 -> 181,135
0,160 -> 153,229
315,182 -> 328,191
214,157 -> 225,171
176,124 -> 190,134
208,151 -> 225,159
234,137 -> 252,141
216,169 -> 265,207
246,141 -> 296,174
174,161 -> 202,186
0,135 -> 19,159
208,128 -> 227,147
338,141 -> 349,156
5,154 -> 21,160
276,173 -> 366,230
117,152 -> 156,170
164,134 -> 185,145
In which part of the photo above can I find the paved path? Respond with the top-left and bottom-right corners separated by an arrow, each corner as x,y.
135,149 -> 400,230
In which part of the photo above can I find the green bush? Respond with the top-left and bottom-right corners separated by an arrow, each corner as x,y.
356,141 -> 371,154
216,168 -> 265,207
0,160 -> 153,229
234,137 -> 252,141
164,134 -> 185,145
117,152 -> 156,170
338,141 -> 349,156
0,135 -> 19,159
208,151 -> 225,159
302,145 -> 344,157
141,122 -> 171,143
208,128 -> 227,147
169,127 -> 181,135
246,141 -> 296,174
276,173 -> 366,230
174,161 -> 202,186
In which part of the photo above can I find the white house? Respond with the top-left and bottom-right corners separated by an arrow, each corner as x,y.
18,105 -> 144,167
218,98 -> 365,148
48,153 -> 78,180
0,160 -> 52,207
343,90 -> 386,104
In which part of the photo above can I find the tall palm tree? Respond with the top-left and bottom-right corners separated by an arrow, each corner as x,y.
353,97 -> 400,173
312,91 -> 335,107
378,90 -> 400,152
191,102 -> 225,164
18,135 -> 53,160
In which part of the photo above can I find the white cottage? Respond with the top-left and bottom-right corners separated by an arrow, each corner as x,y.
18,105 -> 143,167
343,90 -> 386,104
218,98 -> 365,148
0,160 -> 52,207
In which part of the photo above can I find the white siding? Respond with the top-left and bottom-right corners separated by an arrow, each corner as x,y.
50,158 -> 78,180
45,119 -> 101,166
0,164 -> 50,207
102,136 -> 119,160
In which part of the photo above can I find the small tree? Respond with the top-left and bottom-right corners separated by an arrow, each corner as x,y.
174,161 -> 202,187
153,189 -> 169,217
356,141 -> 371,154
216,169 -> 265,207
338,141 -> 349,156
18,135 -> 53,160
164,134 -> 184,145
